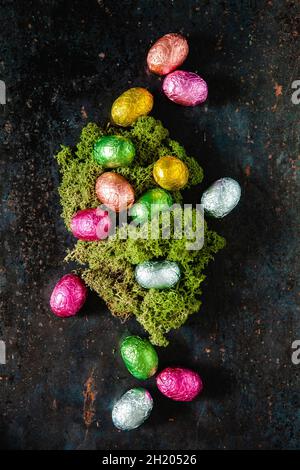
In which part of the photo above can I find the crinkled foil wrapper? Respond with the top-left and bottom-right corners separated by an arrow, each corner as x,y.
111,87 -> 153,127
120,335 -> 158,380
93,135 -> 135,168
50,274 -> 87,317
95,172 -> 135,212
156,367 -> 203,401
147,33 -> 189,75
163,70 -> 208,106
70,208 -> 111,240
112,388 -> 153,431
135,260 -> 181,289
153,155 -> 189,190
201,177 -> 241,218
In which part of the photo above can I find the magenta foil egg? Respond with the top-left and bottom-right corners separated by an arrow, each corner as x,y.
50,274 -> 87,318
162,71 -> 208,106
156,367 -> 203,401
70,208 -> 112,241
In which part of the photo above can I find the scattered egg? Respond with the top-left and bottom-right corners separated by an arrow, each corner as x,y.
50,274 -> 87,318
201,177 -> 241,218
111,87 -> 153,127
156,367 -> 203,401
120,335 -> 158,380
147,33 -> 189,75
163,70 -> 208,106
112,388 -> 153,431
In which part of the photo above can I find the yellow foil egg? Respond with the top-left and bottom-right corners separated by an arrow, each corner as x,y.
153,156 -> 189,191
111,87 -> 154,127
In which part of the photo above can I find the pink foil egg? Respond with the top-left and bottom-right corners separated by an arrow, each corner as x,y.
162,70 -> 208,106
50,274 -> 87,318
95,172 -> 135,213
156,367 -> 203,401
70,208 -> 112,241
147,33 -> 189,76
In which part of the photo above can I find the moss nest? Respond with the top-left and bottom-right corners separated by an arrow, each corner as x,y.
55,116 -> 225,346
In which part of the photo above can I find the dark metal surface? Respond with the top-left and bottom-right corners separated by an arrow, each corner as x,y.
0,0 -> 299,450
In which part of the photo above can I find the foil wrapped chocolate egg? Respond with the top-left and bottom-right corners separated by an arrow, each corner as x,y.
201,177 -> 241,218
163,70 -> 208,106
120,335 -> 158,380
70,208 -> 112,241
95,172 -> 135,212
111,87 -> 154,127
153,155 -> 189,190
112,388 -> 153,431
135,260 -> 181,289
93,135 -> 135,168
156,367 -> 203,401
130,188 -> 173,224
50,274 -> 87,318
147,33 -> 189,76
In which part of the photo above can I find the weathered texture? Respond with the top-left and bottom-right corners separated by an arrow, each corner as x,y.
0,0 -> 299,450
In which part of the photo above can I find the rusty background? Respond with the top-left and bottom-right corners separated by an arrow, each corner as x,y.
0,0 -> 299,450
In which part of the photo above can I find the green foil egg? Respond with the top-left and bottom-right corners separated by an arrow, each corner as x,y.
93,135 -> 135,168
130,188 -> 173,224
135,260 -> 181,289
121,335 -> 158,380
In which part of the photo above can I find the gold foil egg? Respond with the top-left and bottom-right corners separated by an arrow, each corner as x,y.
153,156 -> 189,191
111,87 -> 154,127
147,33 -> 189,76
95,172 -> 135,212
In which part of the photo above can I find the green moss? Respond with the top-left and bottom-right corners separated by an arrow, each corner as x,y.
55,116 -> 225,346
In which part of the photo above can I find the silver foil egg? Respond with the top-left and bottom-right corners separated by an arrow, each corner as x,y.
135,260 -> 181,289
112,388 -> 153,431
201,177 -> 241,218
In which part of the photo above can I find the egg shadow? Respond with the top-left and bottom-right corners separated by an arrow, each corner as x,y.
185,33 -> 241,106
79,290 -> 107,318
199,364 -> 236,399
148,382 -> 195,425
184,33 -> 218,71
159,336 -> 196,368
205,75 -> 241,106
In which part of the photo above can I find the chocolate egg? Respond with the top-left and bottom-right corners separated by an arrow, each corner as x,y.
112,388 -> 153,431
147,33 -> 189,75
50,274 -> 87,318
135,261 -> 181,289
153,155 -> 189,190
120,335 -> 158,380
156,367 -> 203,401
111,87 -> 154,127
130,188 -> 173,224
95,172 -> 135,212
201,177 -> 241,218
93,135 -> 135,168
163,71 -> 208,106
70,208 -> 112,241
